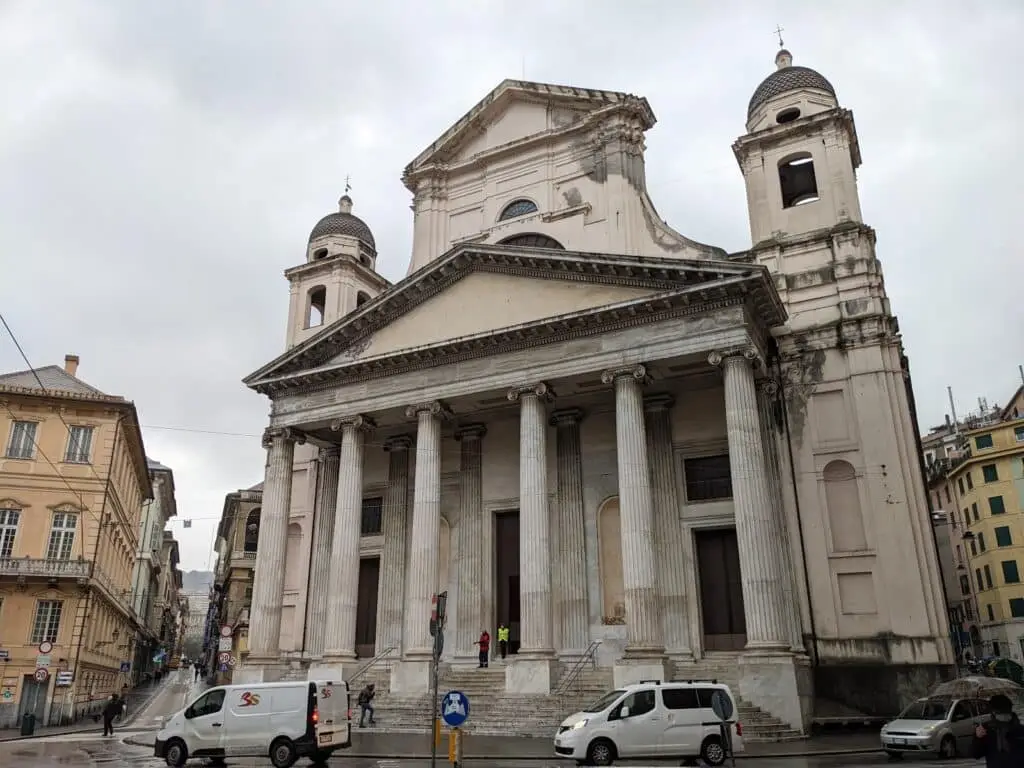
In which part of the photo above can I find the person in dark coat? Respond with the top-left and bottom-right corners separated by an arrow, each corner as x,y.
357,684 -> 376,728
972,693 -> 1024,767
101,694 -> 121,737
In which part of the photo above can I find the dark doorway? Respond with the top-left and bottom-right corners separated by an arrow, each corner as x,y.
18,675 -> 48,723
494,510 -> 521,654
695,528 -> 747,651
355,556 -> 380,658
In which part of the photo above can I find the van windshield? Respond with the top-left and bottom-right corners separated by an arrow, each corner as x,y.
583,690 -> 626,713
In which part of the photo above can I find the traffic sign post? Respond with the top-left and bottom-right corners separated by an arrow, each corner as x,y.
33,668 -> 48,683
710,690 -> 736,766
441,691 -> 469,767
37,641 -> 53,655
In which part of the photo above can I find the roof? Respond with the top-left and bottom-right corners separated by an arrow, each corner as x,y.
0,365 -> 111,398
748,53 -> 837,119
147,458 -> 173,472
308,195 -> 375,250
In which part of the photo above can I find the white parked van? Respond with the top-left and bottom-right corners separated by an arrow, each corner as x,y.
553,680 -> 744,766
154,679 -> 350,767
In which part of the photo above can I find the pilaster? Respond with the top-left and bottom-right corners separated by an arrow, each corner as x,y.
376,435 -> 413,658
454,424 -> 487,663
305,445 -> 341,658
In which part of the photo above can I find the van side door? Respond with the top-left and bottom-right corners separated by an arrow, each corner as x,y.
183,689 -> 227,756
606,689 -> 661,758
659,687 -> 700,753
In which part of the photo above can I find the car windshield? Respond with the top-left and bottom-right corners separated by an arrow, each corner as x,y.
899,698 -> 952,720
583,690 -> 626,713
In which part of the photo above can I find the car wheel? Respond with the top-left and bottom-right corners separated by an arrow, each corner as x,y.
939,735 -> 956,759
586,737 -> 616,766
164,739 -> 188,768
269,736 -> 298,768
700,735 -> 726,767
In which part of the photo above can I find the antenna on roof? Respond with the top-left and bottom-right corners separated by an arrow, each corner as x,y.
774,24 -> 785,48
344,175 -> 352,195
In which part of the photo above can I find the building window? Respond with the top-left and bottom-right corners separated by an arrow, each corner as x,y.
996,526 -> 1013,547
987,604 -> 995,622
497,232 -> 565,250
498,199 -> 538,221
958,478 -> 965,496
683,455 -> 733,502
975,434 -> 994,450
45,513 -> 77,560
984,565 -> 994,589
972,502 -> 980,522
360,497 -> 383,536
778,153 -> 820,208
244,509 -> 261,553
1011,598 -> 1024,619
978,532 -> 987,552
64,425 -> 94,463
960,575 -> 971,595
31,600 -> 63,644
982,464 -> 999,483
306,286 -> 327,328
966,472 -> 974,490
5,421 -> 36,459
970,539 -> 978,557
1014,426 -> 1024,443
990,496 -> 1007,515
1002,560 -> 1021,584
945,487 -> 952,503
0,508 -> 19,558
356,291 -> 371,307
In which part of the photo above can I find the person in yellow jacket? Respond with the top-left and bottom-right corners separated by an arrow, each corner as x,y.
497,624 -> 510,659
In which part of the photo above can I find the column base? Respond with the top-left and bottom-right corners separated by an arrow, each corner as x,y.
505,656 -> 554,694
737,651 -> 812,734
390,658 -> 433,695
613,657 -> 666,688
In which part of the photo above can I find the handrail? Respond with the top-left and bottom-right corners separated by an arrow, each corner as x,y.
346,645 -> 398,685
554,640 -> 601,696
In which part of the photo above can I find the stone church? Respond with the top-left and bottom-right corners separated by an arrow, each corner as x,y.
239,49 -> 952,730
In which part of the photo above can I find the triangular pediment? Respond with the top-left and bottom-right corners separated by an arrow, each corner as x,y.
404,79 -> 656,178
244,244 -> 787,395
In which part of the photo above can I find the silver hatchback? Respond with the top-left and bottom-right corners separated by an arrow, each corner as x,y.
880,696 -> 989,758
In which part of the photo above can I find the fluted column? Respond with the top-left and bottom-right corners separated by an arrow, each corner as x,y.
551,408 -> 589,655
305,445 -> 341,658
249,427 -> 303,659
324,415 -> 374,661
508,383 -> 555,657
454,424 -> 487,660
602,365 -> 664,655
376,435 -> 413,656
644,394 -> 692,659
711,348 -> 789,650
402,401 -> 448,660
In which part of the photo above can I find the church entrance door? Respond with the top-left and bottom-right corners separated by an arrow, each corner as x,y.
695,528 -> 747,651
355,556 -> 380,658
494,510 -> 521,654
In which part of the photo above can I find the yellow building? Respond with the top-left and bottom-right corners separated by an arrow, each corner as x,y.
952,414 -> 1024,658
0,355 -> 151,727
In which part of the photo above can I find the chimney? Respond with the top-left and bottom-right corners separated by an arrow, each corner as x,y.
64,355 -> 80,377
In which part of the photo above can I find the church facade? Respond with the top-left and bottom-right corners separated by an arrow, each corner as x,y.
240,50 -> 953,730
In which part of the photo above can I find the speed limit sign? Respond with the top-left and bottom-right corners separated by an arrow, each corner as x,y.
217,651 -> 231,664
34,668 -> 49,682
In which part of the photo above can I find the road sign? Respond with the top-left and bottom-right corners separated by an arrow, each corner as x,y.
218,651 -> 231,664
37,641 -> 53,655
119,661 -> 131,673
35,655 -> 51,668
441,690 -> 469,727
711,690 -> 734,721
55,671 -> 73,687
33,668 -> 49,682
218,637 -> 232,652
220,624 -> 232,638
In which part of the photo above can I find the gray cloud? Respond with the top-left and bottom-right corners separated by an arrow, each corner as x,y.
2,0 -> 1022,568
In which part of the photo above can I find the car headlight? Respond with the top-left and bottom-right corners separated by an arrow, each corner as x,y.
571,719 -> 588,730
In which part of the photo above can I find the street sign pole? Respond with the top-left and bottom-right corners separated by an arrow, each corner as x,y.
429,591 -> 448,768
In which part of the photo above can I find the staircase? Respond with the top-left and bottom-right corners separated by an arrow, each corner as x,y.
671,654 -> 804,742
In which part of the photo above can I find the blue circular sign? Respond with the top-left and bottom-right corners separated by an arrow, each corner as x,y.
441,690 -> 470,727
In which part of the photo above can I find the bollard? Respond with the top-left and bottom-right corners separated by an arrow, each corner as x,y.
434,717 -> 442,747
448,727 -> 462,767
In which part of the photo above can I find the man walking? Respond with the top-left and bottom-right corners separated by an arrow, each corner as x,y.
357,683 -> 376,728
497,624 -> 509,660
101,694 -> 121,737
973,693 -> 1024,766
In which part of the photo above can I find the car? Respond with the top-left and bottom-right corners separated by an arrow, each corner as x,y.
879,695 -> 990,759
553,679 -> 744,766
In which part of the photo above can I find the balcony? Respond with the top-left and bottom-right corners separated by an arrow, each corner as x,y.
230,551 -> 257,567
0,556 -> 90,581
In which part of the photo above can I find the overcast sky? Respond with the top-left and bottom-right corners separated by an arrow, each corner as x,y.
2,1 -> 1022,571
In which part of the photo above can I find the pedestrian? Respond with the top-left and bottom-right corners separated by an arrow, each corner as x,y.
357,684 -> 376,728
497,624 -> 509,660
194,662 -> 200,682
101,694 -> 121,737
475,629 -> 491,668
972,693 -> 1024,767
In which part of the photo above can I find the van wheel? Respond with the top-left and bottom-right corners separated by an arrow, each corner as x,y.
700,735 -> 726,767
164,739 -> 188,768
269,737 -> 298,768
586,737 -> 616,766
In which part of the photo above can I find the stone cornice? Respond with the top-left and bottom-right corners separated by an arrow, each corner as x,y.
245,245 -> 785,396
732,107 -> 861,169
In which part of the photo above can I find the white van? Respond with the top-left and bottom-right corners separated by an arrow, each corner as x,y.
154,679 -> 350,767
553,680 -> 744,766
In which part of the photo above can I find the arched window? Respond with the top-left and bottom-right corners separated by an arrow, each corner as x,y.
313,248 -> 328,260
823,460 -> 868,552
244,509 -> 261,554
597,497 -> 625,624
307,286 -> 327,328
356,291 -> 371,307
778,152 -> 819,208
498,199 -> 538,221
497,233 -> 565,250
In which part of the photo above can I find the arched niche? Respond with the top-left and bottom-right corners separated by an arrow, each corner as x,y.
284,522 -> 302,590
597,496 -> 625,624
823,460 -> 868,552
497,233 -> 565,250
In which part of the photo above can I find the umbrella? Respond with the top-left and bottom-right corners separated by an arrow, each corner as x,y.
987,658 -> 1024,686
933,675 -> 1023,698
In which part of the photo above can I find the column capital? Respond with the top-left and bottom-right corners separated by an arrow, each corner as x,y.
383,434 -> 414,452
756,378 -> 781,397
405,400 -> 453,420
707,346 -> 763,370
262,426 -> 306,449
601,364 -> 649,386
642,393 -> 675,413
329,414 -> 376,433
549,408 -> 585,428
319,444 -> 341,460
507,382 -> 555,403
454,423 -> 488,441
